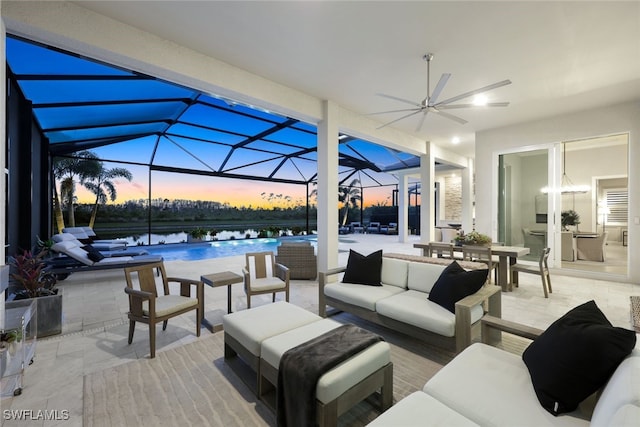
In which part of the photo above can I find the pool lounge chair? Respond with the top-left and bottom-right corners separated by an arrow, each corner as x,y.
63,226 -> 128,246
51,233 -> 141,257
48,240 -> 161,279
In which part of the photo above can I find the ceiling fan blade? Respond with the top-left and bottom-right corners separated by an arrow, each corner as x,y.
428,73 -> 451,106
376,109 -> 423,129
376,93 -> 421,108
436,79 -> 512,106
434,110 -> 468,125
436,102 -> 511,109
366,107 -> 424,116
415,111 -> 428,132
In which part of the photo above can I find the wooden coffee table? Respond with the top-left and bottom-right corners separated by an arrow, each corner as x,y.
200,271 -> 244,332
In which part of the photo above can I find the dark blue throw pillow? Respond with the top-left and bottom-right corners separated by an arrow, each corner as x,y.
342,249 -> 383,286
427,261 -> 488,313
522,300 -> 636,416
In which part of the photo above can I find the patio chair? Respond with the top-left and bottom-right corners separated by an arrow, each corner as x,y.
462,245 -> 498,283
427,242 -> 455,259
124,261 -> 203,358
243,251 -> 290,309
511,247 -> 552,298
275,241 -> 317,279
366,222 -> 381,233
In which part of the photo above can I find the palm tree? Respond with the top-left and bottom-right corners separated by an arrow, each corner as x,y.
338,179 -> 361,226
84,165 -> 133,228
52,151 -> 101,230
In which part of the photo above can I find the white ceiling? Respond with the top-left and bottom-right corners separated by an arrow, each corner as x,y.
74,1 -> 640,158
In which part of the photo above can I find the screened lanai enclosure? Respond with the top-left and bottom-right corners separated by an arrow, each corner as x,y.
6,35 -> 422,250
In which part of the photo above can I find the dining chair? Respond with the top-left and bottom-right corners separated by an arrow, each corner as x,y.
124,261 -> 203,358
462,245 -> 498,283
427,242 -> 455,259
243,251 -> 290,309
511,247 -> 552,298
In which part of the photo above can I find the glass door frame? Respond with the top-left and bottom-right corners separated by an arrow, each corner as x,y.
493,142 -> 558,268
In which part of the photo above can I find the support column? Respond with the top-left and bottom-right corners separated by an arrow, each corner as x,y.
462,158 -> 474,233
420,144 -> 435,242
397,173 -> 409,242
317,100 -> 339,272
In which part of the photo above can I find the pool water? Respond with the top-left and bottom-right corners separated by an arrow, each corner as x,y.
143,237 -> 315,261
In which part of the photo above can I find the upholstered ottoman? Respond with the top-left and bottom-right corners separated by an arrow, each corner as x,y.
260,318 -> 393,426
223,301 -> 321,392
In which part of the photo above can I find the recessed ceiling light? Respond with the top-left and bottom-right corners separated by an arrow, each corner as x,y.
451,136 -> 460,144
473,94 -> 488,106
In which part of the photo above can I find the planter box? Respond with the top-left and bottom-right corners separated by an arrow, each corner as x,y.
6,292 -> 63,338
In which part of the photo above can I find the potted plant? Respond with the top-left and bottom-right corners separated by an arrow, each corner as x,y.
7,248 -> 62,337
187,227 -> 208,243
561,210 -> 581,231
454,230 -> 492,246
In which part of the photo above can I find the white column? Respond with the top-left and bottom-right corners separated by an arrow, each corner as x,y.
397,173 -> 409,242
420,144 -> 435,242
462,158 -> 474,233
317,100 -> 339,272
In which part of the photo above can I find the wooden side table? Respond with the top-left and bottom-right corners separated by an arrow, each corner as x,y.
200,271 -> 244,332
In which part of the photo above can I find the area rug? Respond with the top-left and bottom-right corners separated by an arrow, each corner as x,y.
83,329 -> 445,427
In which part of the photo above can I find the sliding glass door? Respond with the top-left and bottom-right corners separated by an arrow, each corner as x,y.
498,149 -> 550,262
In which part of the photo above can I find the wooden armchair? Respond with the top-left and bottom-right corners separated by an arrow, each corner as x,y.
243,251 -> 290,309
124,261 -> 203,358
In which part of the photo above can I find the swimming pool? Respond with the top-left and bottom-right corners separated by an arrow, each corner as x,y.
143,237 -> 316,261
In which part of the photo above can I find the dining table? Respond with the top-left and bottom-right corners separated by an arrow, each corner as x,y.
413,243 -> 530,292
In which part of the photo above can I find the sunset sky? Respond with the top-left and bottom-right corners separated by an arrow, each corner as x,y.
74,168 -> 395,209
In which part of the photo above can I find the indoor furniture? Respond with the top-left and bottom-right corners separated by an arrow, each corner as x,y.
561,231 -> 576,261
319,255 -> 500,353
511,247 -> 552,298
576,232 -> 608,262
440,227 -> 459,243
200,271 -> 244,332
243,251 -> 290,309
275,241 -> 317,279
522,228 -> 545,259
124,261 -> 203,358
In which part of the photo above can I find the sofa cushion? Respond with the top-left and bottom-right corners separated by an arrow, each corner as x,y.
324,282 -> 404,311
376,290 -> 484,337
423,343 -> 589,427
366,391 -> 480,427
407,261 -> 446,293
381,257 -> 409,289
590,344 -> 640,427
342,249 -> 382,286
522,300 -> 637,416
427,261 -> 488,313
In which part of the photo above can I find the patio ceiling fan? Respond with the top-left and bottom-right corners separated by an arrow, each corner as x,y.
370,53 -> 512,132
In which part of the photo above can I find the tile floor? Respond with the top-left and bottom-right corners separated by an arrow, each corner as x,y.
1,234 -> 638,426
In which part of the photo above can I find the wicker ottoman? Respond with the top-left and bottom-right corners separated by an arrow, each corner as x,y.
260,318 -> 393,426
223,301 -> 321,392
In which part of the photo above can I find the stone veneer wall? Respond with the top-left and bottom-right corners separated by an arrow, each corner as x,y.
445,175 -> 462,220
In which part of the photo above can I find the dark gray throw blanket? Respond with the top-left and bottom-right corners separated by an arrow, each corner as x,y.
276,324 -> 383,427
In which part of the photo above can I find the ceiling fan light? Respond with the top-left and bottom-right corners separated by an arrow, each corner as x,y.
472,94 -> 488,106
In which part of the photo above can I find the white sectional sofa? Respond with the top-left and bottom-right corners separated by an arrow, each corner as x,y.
318,254 -> 501,353
367,316 -> 640,427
